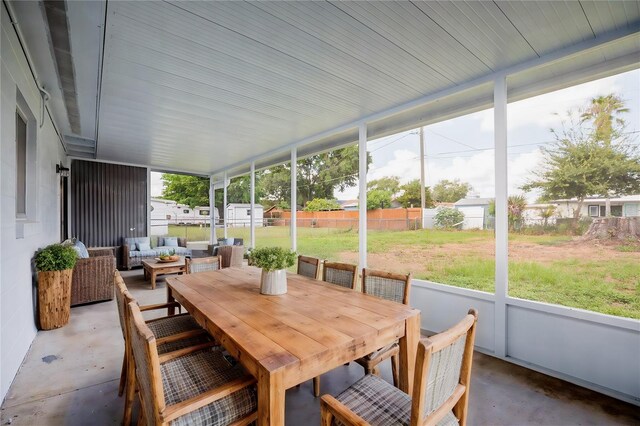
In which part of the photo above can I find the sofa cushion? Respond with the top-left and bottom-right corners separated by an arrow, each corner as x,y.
73,240 -> 90,258
157,246 -> 191,256
163,237 -> 179,247
124,237 -> 150,250
130,249 -> 162,258
137,241 -> 151,251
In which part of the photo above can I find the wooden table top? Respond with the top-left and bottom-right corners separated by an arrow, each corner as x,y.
142,257 -> 185,270
166,267 -> 420,388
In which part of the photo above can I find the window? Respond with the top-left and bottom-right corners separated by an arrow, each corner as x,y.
199,210 -> 209,216
183,209 -> 190,214
246,209 -> 251,216
588,205 -> 600,217
16,111 -> 27,217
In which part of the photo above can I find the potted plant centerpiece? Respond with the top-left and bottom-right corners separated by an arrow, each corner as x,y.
34,243 -> 78,330
249,247 -> 296,295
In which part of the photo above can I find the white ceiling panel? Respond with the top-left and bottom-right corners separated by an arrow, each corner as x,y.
13,0 -> 637,175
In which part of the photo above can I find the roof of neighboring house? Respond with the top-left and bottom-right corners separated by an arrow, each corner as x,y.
150,197 -> 177,204
550,194 -> 640,203
227,203 -> 264,208
454,197 -> 493,206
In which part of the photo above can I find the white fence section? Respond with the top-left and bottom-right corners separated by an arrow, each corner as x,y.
457,206 -> 485,229
422,208 -> 439,229
411,280 -> 640,405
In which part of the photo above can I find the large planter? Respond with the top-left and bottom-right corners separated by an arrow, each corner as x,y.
260,269 -> 287,295
38,269 -> 73,330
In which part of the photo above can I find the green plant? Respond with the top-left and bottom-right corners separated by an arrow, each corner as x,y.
35,244 -> 78,271
249,246 -> 296,271
434,207 -> 464,229
304,198 -> 342,212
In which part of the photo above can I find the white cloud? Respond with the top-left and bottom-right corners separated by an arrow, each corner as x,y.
477,75 -> 625,132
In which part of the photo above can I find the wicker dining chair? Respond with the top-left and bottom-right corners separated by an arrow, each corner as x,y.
322,261 -> 358,289
297,255 -> 320,279
114,272 -> 213,426
127,301 -> 258,426
186,256 -> 222,274
321,309 -> 478,426
355,269 -> 412,387
218,245 -> 244,268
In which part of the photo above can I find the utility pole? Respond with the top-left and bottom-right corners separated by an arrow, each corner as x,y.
420,127 -> 426,209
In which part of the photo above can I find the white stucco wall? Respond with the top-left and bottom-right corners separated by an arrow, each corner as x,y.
1,10 -> 66,401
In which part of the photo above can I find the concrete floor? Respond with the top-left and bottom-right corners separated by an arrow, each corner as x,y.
1,270 -> 638,426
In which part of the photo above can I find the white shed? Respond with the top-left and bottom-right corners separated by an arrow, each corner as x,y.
226,203 -> 264,227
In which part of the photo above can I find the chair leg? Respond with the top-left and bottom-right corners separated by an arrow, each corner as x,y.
313,376 -> 320,397
123,355 -> 136,426
391,354 -> 399,388
118,351 -> 127,397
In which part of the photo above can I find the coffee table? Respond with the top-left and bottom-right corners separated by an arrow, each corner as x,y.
141,257 -> 186,290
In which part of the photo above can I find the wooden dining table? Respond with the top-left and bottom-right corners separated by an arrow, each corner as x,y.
166,266 -> 421,426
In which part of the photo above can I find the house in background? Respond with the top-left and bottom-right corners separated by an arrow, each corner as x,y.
552,195 -> 640,219
338,199 -> 359,211
454,197 -> 494,230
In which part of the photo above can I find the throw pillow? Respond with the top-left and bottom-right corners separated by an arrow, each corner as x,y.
136,241 -> 151,251
73,240 -> 90,259
164,237 -> 178,247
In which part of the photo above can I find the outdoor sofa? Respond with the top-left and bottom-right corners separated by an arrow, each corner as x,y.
123,236 -> 192,270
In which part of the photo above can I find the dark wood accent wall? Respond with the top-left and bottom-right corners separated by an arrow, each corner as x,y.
71,160 -> 147,253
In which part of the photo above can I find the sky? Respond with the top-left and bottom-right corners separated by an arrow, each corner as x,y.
152,69 -> 640,204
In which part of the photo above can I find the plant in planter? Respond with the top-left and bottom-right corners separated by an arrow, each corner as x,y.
35,244 -> 78,330
249,247 -> 296,295
158,248 -> 179,262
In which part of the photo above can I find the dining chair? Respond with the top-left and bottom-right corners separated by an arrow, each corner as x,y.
218,245 -> 244,268
322,261 -> 358,289
320,309 -> 478,426
355,269 -> 412,387
310,261 -> 358,397
297,255 -> 320,279
186,255 -> 222,274
114,272 -> 213,426
127,301 -> 258,426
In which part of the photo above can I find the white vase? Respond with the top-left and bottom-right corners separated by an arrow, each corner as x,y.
260,269 -> 287,295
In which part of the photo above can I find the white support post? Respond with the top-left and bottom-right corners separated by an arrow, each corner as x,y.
214,175 -> 217,244
291,148 -> 297,252
223,171 -> 228,239
358,123 -> 368,270
494,76 -> 509,358
419,127 -> 426,210
146,167 -> 151,238
250,162 -> 255,249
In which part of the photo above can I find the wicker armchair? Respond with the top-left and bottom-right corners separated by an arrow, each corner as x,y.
71,248 -> 116,306
321,309 -> 478,426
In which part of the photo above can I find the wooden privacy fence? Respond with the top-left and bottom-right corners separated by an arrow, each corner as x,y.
272,208 -> 422,231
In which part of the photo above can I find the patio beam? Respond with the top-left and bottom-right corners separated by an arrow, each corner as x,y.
223,171 -> 228,239
358,123 -> 367,270
291,148 -> 297,252
250,161 -> 255,249
494,76 -> 508,358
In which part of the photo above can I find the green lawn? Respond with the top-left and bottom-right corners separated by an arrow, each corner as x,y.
168,225 -> 640,319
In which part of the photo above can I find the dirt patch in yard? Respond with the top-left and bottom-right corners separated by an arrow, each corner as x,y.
338,238 -> 639,276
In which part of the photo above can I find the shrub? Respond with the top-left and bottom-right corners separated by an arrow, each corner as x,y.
35,244 -> 78,271
434,207 -> 464,229
249,247 -> 296,271
366,189 -> 392,210
304,198 -> 341,212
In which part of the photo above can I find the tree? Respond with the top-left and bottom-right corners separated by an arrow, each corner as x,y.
522,94 -> 640,225
433,207 -> 464,229
303,198 -> 341,212
396,179 -> 433,208
161,174 -> 209,208
488,195 -> 528,231
258,166 -> 290,208
432,179 -> 473,203
367,176 -> 401,197
296,146 -> 371,208
366,189 -> 392,210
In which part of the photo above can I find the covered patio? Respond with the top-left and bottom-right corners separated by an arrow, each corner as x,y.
1,1 -> 639,425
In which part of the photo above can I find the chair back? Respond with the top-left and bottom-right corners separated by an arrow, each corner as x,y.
410,309 -> 478,426
322,261 -> 357,289
186,256 -> 222,274
297,255 -> 320,279
127,301 -> 165,424
114,271 -> 136,339
362,269 -> 411,305
219,245 -> 244,268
